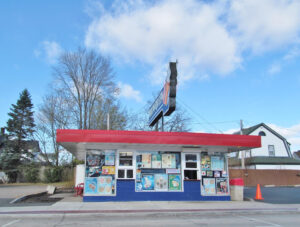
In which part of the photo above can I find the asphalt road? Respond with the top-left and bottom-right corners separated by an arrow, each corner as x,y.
0,211 -> 299,226
244,186 -> 300,204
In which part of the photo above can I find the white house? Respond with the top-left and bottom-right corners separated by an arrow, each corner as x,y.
230,123 -> 300,170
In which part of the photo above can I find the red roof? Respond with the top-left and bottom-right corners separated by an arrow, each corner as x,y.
57,129 -> 261,149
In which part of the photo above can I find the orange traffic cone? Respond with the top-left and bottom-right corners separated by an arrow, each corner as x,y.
254,184 -> 264,200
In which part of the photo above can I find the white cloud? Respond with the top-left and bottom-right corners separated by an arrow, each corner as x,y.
227,0 -> 300,53
85,0 -> 300,84
35,41 -> 63,64
283,46 -> 300,60
85,0 -> 240,84
268,63 -> 281,75
117,82 -> 142,102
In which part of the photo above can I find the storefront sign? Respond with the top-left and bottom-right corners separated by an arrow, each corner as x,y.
148,62 -> 177,126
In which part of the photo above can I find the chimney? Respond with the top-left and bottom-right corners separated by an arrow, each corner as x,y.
1,127 -> 5,135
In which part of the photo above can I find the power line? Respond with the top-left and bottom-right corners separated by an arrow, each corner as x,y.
177,97 -> 224,133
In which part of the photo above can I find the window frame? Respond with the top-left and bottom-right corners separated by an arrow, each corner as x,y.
268,145 -> 275,157
116,150 -> 136,179
182,153 -> 201,180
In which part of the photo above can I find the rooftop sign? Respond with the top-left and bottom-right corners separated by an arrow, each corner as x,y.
148,62 -> 177,127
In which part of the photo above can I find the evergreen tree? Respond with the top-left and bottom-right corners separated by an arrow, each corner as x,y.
0,89 -> 36,182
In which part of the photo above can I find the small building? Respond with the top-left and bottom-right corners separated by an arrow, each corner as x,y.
57,129 -> 260,202
230,123 -> 300,170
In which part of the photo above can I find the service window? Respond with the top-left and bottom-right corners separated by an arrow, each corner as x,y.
182,153 -> 200,180
117,151 -> 135,179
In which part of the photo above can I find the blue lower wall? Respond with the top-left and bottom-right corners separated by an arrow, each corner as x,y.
83,180 -> 230,202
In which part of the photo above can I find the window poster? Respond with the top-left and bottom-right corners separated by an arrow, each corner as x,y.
206,170 -> 213,177
154,174 -> 168,191
86,166 -> 102,177
201,155 -> 211,171
162,154 -> 176,168
86,154 -> 101,167
102,166 -> 115,175
105,151 -> 115,166
142,154 -> 152,168
201,171 -> 206,176
98,176 -> 113,195
136,181 -> 143,191
142,174 -> 155,190
152,154 -> 162,168
216,178 -> 229,195
168,174 -> 181,191
202,178 -> 216,195
211,156 -> 224,171
84,177 -> 98,195
214,171 -> 221,178
136,169 -> 142,182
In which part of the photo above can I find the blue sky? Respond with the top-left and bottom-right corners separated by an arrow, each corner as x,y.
1,0 -> 300,151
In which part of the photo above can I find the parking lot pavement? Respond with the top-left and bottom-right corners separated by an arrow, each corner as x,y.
0,184 -> 47,206
244,186 -> 300,204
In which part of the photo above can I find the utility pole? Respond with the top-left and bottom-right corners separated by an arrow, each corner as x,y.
240,119 -> 245,169
107,113 -> 110,130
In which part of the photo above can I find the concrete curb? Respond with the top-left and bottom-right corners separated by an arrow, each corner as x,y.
9,191 -> 47,204
0,207 -> 299,215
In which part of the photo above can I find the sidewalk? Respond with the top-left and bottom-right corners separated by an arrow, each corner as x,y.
1,200 -> 300,215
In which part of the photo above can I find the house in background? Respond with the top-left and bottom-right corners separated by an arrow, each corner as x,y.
229,123 -> 300,170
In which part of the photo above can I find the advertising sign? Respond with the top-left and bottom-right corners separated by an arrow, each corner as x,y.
148,62 -> 177,126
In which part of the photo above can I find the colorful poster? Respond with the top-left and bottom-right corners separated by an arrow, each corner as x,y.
87,166 -> 102,177
142,154 -> 152,168
201,155 -> 211,171
201,171 -> 206,176
162,154 -> 176,168
202,178 -> 216,195
105,151 -> 115,166
86,154 -> 101,167
169,174 -> 181,191
98,176 -> 113,195
136,182 -> 143,192
222,170 -> 228,177
154,174 -> 168,191
214,171 -> 221,178
136,169 -> 142,182
211,156 -> 225,171
206,171 -> 213,177
142,174 -> 154,190
216,178 -> 229,194
152,154 -> 162,168
102,166 -> 115,175
84,178 -> 98,195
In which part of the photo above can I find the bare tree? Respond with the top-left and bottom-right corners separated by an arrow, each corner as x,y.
53,48 -> 117,129
35,92 -> 72,166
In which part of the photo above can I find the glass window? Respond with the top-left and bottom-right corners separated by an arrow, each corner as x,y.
127,169 -> 133,178
268,145 -> 275,156
118,169 -> 125,178
184,170 -> 197,180
185,154 -> 197,168
119,152 -> 133,166
259,131 -> 266,136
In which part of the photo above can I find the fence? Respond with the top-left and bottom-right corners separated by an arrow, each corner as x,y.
229,169 -> 300,186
